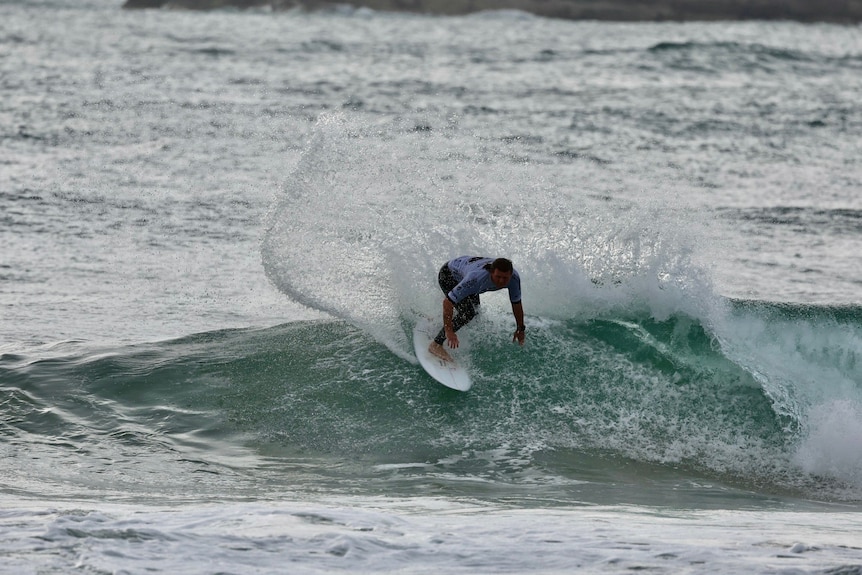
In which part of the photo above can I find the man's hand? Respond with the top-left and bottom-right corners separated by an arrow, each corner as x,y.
511,301 -> 525,346
512,329 -> 525,346
446,329 -> 460,349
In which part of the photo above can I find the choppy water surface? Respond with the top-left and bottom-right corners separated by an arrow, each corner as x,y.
2,1 -> 862,573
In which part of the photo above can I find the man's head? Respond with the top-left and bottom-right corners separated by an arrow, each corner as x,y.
489,258 -> 513,288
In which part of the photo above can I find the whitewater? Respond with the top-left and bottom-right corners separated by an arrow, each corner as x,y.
2,1 -> 862,573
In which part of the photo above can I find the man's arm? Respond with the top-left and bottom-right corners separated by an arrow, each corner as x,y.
442,298 -> 459,348
511,301 -> 525,346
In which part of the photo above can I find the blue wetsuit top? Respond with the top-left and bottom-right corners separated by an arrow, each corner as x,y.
445,256 -> 522,305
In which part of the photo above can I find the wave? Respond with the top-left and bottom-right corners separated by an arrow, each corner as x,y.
649,41 -> 812,60
714,300 -> 862,495
723,206 -> 862,235
252,113 -> 862,500
645,40 -> 861,77
3,300 -> 861,501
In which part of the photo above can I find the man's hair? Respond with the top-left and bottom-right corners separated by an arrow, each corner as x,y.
490,258 -> 513,273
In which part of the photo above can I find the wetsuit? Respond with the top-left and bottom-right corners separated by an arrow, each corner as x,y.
433,256 -> 522,345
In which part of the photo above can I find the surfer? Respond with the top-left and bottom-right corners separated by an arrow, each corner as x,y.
429,256 -> 525,361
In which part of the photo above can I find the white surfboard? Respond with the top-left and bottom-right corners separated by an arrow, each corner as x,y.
413,317 -> 472,392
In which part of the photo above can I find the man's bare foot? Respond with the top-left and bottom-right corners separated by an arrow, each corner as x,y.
428,341 -> 453,362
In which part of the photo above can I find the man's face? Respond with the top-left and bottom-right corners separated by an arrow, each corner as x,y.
490,269 -> 512,289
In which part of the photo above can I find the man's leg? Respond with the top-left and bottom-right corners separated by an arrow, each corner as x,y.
433,294 -> 480,345
451,295 -> 480,331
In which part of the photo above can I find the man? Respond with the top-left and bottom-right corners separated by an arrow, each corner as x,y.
429,256 -> 526,361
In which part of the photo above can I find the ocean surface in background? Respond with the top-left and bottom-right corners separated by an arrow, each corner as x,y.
2,1 -> 862,572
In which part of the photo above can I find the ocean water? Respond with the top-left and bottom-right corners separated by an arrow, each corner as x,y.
2,1 -> 862,572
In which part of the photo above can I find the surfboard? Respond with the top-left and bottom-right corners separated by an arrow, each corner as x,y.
413,317 -> 472,392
